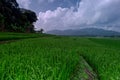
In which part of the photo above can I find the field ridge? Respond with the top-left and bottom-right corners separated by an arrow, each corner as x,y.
70,56 -> 98,80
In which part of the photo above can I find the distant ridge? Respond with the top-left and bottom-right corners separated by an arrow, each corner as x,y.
47,28 -> 120,37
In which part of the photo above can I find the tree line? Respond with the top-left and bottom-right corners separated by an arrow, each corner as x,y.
0,0 -> 37,33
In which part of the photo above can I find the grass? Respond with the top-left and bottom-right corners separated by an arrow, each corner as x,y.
0,32 -> 52,41
0,37 -> 79,80
70,56 -> 98,80
0,33 -> 120,80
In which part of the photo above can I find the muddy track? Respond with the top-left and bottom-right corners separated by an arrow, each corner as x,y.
0,40 -> 18,44
70,56 -> 98,80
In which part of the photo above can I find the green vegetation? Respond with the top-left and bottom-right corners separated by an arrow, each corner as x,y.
0,0 -> 37,32
0,37 -> 79,80
71,56 -> 98,80
0,33 -> 120,80
0,32 -> 52,41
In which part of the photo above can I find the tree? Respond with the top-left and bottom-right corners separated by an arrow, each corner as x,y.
40,28 -> 44,33
0,0 -> 37,32
0,13 -> 5,31
37,28 -> 44,33
22,9 -> 37,23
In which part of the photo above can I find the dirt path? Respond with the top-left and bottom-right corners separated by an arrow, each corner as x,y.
0,40 -> 18,44
70,56 -> 98,80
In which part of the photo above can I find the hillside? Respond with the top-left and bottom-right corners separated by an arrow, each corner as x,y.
47,28 -> 120,37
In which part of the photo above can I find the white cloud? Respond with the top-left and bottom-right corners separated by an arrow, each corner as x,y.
35,0 -> 120,31
17,0 -> 31,9
35,7 -> 71,31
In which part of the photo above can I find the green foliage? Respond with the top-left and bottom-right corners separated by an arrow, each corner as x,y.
0,35 -> 120,80
23,9 -> 37,23
0,37 -> 79,80
0,0 -> 37,32
0,32 -> 50,41
36,28 -> 44,33
0,13 -> 5,31
0,13 -> 4,23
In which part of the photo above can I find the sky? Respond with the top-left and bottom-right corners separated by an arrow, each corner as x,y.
17,0 -> 120,32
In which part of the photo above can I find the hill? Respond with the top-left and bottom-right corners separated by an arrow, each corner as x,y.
47,28 -> 120,37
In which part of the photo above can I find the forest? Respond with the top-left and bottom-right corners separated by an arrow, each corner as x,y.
0,0 -> 37,32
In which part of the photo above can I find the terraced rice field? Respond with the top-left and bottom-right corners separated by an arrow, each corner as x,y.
0,33 -> 120,80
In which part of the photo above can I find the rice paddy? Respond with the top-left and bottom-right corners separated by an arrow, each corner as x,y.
0,33 -> 120,80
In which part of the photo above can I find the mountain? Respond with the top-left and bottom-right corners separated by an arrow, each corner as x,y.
47,28 -> 120,37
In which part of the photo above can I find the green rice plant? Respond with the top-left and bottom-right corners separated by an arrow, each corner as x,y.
0,32 -> 52,41
0,38 -> 79,80
0,34 -> 120,80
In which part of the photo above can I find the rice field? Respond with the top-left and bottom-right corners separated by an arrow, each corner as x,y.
0,33 -> 120,80
0,32 -> 51,41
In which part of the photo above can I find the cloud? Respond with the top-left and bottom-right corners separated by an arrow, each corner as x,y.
17,0 -> 31,9
48,0 -> 55,3
38,0 -> 55,4
38,0 -> 44,3
35,0 -> 120,32
35,7 -> 74,31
